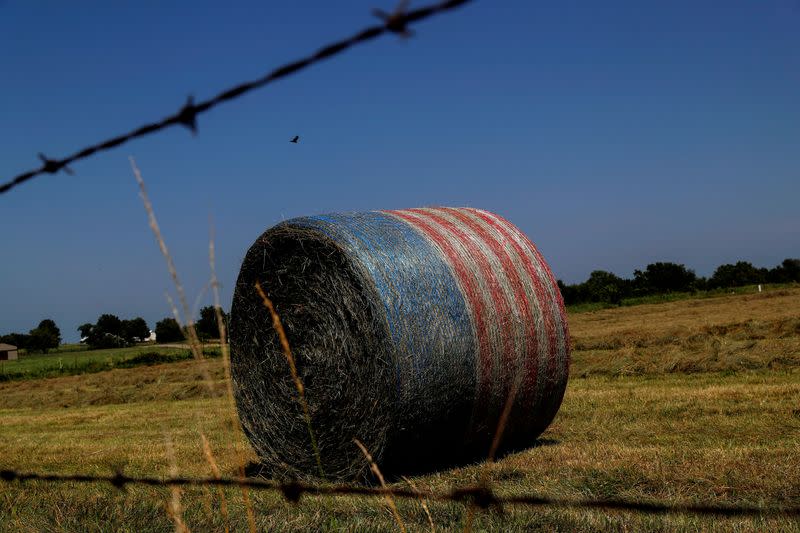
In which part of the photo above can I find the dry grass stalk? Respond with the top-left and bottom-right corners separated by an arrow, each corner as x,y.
209,223 -> 256,533
191,281 -> 212,322
354,438 -> 407,533
254,280 -> 324,478
253,282 -> 304,396
488,370 -> 525,463
200,434 -> 230,533
208,223 -> 239,421
463,356 -> 529,533
130,157 -> 213,392
132,158 -> 247,527
401,475 -> 435,531
164,433 -> 190,533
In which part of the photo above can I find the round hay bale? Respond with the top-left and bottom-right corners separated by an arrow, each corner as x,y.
230,207 -> 570,481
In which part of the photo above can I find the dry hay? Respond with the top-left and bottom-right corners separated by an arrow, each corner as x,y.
230,207 -> 570,481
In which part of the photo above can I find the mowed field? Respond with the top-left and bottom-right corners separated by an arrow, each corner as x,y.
1,289 -> 799,532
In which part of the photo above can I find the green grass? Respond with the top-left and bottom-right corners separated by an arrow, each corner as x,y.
0,345 -> 221,383
44,343 -> 92,353
15,342 -> 108,356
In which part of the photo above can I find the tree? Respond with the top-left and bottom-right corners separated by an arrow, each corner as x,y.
708,262 -> 765,289
36,319 -> 61,346
77,323 -> 94,341
95,314 -> 123,337
196,306 -> 228,340
85,330 -> 126,349
633,262 -> 698,294
781,258 -> 800,282
122,317 -> 150,343
583,270 -> 628,304
155,318 -> 184,343
767,258 -> 800,284
26,321 -> 60,354
557,280 -> 581,306
85,314 -> 127,349
0,333 -> 28,349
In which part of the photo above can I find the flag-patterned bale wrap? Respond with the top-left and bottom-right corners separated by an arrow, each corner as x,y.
230,207 -> 570,481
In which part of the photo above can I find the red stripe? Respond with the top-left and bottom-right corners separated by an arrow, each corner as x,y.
437,207 -> 538,405
465,209 -> 560,413
495,214 -> 571,427
408,209 -> 516,406
388,210 -> 494,414
472,209 -> 570,428
482,210 -> 569,357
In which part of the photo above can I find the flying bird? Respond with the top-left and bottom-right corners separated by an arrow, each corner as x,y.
290,136 -> 299,143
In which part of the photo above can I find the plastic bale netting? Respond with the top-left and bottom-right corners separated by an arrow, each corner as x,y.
229,207 -> 570,481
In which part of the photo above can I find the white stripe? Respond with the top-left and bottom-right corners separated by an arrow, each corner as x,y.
456,208 -> 551,411
396,208 -> 504,402
429,207 -> 526,390
470,209 -> 568,393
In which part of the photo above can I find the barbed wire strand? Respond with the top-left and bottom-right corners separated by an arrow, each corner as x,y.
1,469 -> 798,518
0,0 -> 472,196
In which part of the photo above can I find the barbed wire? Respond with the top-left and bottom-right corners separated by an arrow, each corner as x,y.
0,0 -> 472,196
1,468 -> 798,518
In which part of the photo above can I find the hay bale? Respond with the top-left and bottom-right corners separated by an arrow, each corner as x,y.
230,207 -> 570,481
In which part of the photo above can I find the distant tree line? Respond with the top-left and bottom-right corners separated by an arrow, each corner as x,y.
0,319 -> 61,354
194,306 -> 229,341
0,306 -> 230,355
79,306 -> 228,349
78,315 -> 151,349
558,258 -> 800,306
153,306 -> 229,344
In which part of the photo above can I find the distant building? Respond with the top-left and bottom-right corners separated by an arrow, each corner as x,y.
145,330 -> 156,342
0,343 -> 18,361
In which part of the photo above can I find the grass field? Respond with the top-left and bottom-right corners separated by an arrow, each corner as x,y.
1,289 -> 799,531
0,345 -> 221,383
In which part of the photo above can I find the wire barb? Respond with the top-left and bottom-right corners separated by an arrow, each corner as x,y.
110,468 -> 128,491
453,484 -> 499,512
373,0 -> 414,38
175,96 -> 199,134
38,153 -> 74,176
280,479 -> 303,503
0,0 -> 474,196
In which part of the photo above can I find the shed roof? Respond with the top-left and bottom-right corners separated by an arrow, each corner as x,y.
0,343 -> 18,350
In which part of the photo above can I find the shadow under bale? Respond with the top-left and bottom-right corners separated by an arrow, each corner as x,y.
230,207 -> 570,482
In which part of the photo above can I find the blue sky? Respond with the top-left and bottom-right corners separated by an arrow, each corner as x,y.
2,1 -> 798,341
